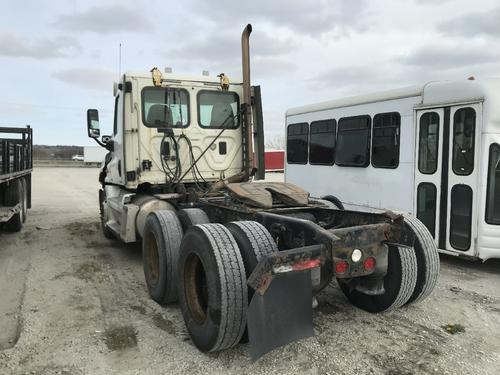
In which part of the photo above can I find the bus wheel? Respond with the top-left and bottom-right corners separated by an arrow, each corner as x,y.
178,208 -> 210,231
320,195 -> 345,210
402,213 -> 440,304
142,210 -> 183,305
4,179 -> 23,232
178,224 -> 247,352
338,246 -> 418,312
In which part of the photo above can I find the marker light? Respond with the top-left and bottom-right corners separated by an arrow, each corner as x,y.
351,249 -> 362,262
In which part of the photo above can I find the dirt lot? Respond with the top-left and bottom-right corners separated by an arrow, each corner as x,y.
1,168 -> 500,375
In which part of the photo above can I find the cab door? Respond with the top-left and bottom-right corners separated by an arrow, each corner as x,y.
414,104 -> 481,256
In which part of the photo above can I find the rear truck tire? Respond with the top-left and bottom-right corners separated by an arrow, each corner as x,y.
178,224 -> 247,352
225,221 -> 278,341
320,195 -> 345,210
4,179 -> 23,232
142,210 -> 183,305
338,246 -> 418,313
178,208 -> 210,231
402,213 -> 440,305
98,189 -> 115,239
20,177 -> 28,223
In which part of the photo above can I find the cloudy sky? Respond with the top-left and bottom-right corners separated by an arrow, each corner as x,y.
1,0 -> 499,145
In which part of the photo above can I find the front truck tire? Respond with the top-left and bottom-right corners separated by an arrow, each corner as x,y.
178,224 -> 247,352
338,246 -> 418,313
4,179 -> 24,232
99,189 -> 115,239
142,210 -> 183,305
403,213 -> 440,304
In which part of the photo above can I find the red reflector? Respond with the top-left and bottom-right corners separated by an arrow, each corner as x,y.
335,260 -> 349,274
364,257 -> 376,271
292,259 -> 321,271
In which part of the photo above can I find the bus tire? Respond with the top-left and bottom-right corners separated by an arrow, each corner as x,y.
403,213 -> 440,304
142,210 -> 183,305
320,195 -> 345,210
4,179 -> 23,232
178,224 -> 247,352
178,208 -> 210,231
338,246 -> 418,312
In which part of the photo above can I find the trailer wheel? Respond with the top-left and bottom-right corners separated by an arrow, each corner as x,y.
98,189 -> 115,239
402,213 -> 440,304
142,210 -> 183,305
338,246 -> 418,312
178,208 -> 210,231
4,179 -> 23,232
178,224 -> 247,352
320,195 -> 345,210
20,178 -> 28,223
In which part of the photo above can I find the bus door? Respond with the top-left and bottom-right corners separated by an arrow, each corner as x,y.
414,103 -> 481,256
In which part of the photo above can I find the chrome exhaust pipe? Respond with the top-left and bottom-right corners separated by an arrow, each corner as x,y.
241,24 -> 253,179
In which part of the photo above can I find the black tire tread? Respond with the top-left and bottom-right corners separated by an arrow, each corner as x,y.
403,213 -> 440,304
196,224 -> 247,351
178,208 -> 210,230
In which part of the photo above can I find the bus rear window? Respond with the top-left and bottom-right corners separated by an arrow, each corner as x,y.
486,143 -> 500,225
372,112 -> 400,168
335,116 -> 371,167
287,123 -> 309,164
309,119 -> 336,165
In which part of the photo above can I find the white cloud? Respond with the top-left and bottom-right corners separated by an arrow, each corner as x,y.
0,33 -> 80,59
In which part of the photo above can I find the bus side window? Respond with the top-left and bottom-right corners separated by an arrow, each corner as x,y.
418,112 -> 440,174
309,119 -> 336,165
452,108 -> 476,175
335,115 -> 371,167
372,112 -> 401,169
287,123 -> 309,164
486,143 -> 500,225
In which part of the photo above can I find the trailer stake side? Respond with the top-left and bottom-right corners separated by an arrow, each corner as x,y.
85,24 -> 440,360
0,126 -> 33,232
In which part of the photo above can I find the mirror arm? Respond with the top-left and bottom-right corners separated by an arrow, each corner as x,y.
91,137 -> 107,148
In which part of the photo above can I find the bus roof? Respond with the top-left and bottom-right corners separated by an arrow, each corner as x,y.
286,78 -> 500,116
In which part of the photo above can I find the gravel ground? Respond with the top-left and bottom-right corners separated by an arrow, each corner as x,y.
1,168 -> 499,375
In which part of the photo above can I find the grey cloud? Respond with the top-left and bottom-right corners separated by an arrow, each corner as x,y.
439,7 -> 500,37
399,44 -> 498,69
0,33 -> 81,59
167,30 -> 297,62
54,5 -> 153,34
52,68 -> 115,92
185,0 -> 369,36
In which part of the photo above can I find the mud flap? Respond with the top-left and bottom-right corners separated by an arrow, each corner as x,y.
247,270 -> 314,361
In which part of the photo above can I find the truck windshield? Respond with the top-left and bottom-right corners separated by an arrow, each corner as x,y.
142,87 -> 189,128
198,90 -> 239,128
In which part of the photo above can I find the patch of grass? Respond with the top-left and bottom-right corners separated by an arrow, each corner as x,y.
441,323 -> 466,335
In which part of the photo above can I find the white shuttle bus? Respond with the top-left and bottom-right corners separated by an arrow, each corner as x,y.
285,78 -> 500,261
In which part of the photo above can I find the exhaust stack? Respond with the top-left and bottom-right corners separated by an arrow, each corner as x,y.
241,24 -> 253,179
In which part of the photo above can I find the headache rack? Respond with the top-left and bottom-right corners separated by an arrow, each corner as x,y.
0,126 -> 33,184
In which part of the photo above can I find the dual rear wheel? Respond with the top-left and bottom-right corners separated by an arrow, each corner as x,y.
141,208 -> 439,351
3,177 -> 28,232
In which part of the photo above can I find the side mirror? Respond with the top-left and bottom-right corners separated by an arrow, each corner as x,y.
87,109 -> 100,138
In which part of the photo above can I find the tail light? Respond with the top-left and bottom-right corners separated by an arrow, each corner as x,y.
363,257 -> 376,271
335,260 -> 349,275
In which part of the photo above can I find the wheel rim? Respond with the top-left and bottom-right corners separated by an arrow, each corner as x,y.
144,230 -> 160,286
184,253 -> 209,324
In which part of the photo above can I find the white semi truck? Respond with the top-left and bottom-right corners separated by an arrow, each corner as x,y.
86,25 -> 439,359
